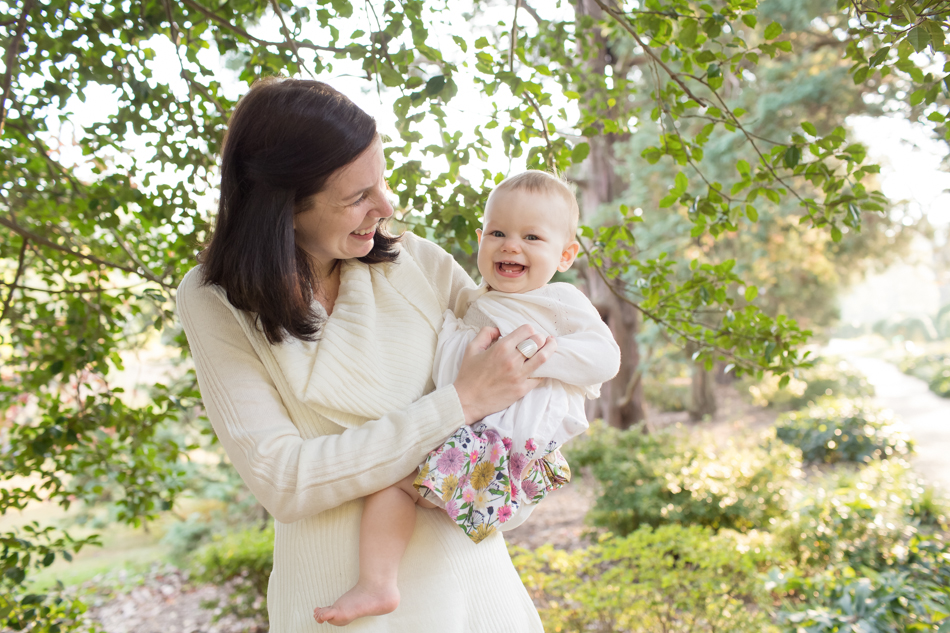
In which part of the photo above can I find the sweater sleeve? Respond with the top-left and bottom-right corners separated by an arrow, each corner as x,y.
530,284 -> 622,389
176,269 -> 466,524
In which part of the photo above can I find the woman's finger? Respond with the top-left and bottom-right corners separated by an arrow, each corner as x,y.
523,336 -> 556,372
469,326 -> 501,352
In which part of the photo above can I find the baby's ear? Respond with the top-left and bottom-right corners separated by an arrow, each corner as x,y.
558,240 -> 580,272
476,228 -> 483,245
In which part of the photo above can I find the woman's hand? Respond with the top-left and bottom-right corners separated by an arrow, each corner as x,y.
453,324 -> 556,425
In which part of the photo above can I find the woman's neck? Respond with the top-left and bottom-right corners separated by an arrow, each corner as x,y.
313,260 -> 342,315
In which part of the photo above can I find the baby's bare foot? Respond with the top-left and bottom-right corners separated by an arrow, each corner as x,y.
313,582 -> 400,626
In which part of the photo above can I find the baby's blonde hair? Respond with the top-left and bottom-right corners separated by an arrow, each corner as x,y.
488,170 -> 580,240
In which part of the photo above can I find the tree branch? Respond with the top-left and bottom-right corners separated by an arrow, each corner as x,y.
0,0 -> 35,136
509,0 -> 521,72
0,235 -> 28,324
0,216 -> 173,288
521,1 -> 542,24
594,0 -> 710,107
580,240 -> 761,371
269,0 -> 313,77
179,0 -> 349,53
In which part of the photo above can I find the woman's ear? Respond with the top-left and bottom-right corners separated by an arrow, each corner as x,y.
558,240 -> 580,272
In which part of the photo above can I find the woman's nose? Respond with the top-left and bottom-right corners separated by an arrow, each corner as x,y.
373,187 -> 394,218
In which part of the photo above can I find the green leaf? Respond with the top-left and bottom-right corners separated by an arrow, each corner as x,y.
741,14 -> 757,28
474,36 -> 490,49
831,226 -> 843,242
679,19 -> 699,48
801,121 -> 817,136
745,205 -> 759,222
706,63 -> 721,79
868,46 -> 890,67
783,146 -> 802,168
906,26 -> 931,53
745,286 -> 758,302
764,22 -> 783,40
425,75 -> 446,96
571,142 -> 590,163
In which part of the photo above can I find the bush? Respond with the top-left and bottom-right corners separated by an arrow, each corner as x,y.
899,354 -> 950,398
775,398 -> 912,465
772,459 -> 946,572
567,423 -> 801,535
765,459 -> 950,631
191,524 -> 274,624
642,377 -> 690,412
513,524 -> 777,633
767,535 -> 950,632
744,357 -> 874,409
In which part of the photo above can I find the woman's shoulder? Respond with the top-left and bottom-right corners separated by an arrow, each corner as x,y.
397,230 -> 453,265
176,265 -> 231,320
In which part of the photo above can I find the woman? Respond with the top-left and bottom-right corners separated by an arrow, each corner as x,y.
177,77 -> 552,631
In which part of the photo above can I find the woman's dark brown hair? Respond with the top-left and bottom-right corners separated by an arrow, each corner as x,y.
200,77 -> 400,344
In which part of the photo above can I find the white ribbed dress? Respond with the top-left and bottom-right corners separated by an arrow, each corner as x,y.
177,233 -> 545,632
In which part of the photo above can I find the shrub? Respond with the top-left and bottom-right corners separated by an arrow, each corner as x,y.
767,535 -> 950,633
899,354 -> 950,398
513,524 -> 778,633
642,378 -> 690,412
772,459 -> 946,572
775,398 -> 912,465
744,357 -> 874,409
567,423 -> 801,535
191,524 -> 273,624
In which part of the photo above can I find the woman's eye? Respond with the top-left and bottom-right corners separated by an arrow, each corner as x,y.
349,192 -> 368,206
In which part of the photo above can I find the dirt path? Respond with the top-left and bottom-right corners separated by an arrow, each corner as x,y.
844,355 -> 950,492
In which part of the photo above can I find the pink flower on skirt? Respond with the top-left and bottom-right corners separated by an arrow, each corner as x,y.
510,480 -> 519,498
525,438 -> 537,452
462,488 -> 476,503
502,437 -> 512,450
437,447 -> 465,474
497,506 -> 513,523
445,499 -> 460,520
522,479 -> 540,500
509,452 -> 528,480
489,443 -> 504,464
469,451 -> 479,465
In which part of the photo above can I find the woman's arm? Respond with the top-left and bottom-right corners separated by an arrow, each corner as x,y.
178,270 -> 466,524
177,267 -> 553,522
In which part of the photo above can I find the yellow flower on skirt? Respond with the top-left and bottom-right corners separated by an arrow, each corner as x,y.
441,474 -> 459,502
470,523 -> 495,544
470,461 -> 495,490
413,463 -> 430,488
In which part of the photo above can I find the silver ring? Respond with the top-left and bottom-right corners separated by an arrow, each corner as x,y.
516,339 -> 539,360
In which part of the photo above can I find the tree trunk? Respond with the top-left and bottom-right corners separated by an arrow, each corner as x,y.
688,363 -> 717,421
575,0 -> 646,430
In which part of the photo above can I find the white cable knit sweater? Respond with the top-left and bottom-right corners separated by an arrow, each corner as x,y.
177,233 -> 545,632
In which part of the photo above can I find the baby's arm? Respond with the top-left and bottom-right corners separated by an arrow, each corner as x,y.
529,284 -> 621,389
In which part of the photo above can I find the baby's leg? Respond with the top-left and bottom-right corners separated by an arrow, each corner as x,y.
313,473 -> 426,626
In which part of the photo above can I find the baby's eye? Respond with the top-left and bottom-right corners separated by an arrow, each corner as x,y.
490,230 -> 505,238
525,234 -> 540,241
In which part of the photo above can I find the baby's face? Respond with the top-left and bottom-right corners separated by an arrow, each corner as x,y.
476,188 -> 579,294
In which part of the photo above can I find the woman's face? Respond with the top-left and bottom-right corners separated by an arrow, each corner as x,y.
293,138 -> 393,276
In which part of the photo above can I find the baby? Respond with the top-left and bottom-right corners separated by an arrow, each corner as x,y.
314,170 -> 621,626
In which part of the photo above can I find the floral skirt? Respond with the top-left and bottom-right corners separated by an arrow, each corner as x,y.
413,423 -> 571,543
